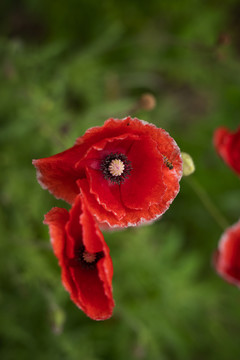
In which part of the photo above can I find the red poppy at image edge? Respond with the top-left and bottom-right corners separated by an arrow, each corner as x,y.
214,220 -> 240,287
44,194 -> 114,320
33,117 -> 183,228
213,126 -> 240,176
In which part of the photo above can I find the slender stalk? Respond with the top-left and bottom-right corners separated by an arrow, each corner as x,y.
186,176 -> 229,231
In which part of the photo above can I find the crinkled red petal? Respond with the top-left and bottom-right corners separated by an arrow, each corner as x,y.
65,195 -> 83,258
214,127 -> 240,175
44,195 -> 114,320
70,265 -> 112,320
77,177 -> 178,228
80,201 -> 114,312
214,127 -> 232,165
213,127 -> 229,155
228,128 -> 240,174
214,220 -> 240,286
160,161 -> 181,211
87,166 -> 125,217
44,208 -> 80,306
33,145 -> 85,204
121,135 -> 165,210
78,179 -> 122,227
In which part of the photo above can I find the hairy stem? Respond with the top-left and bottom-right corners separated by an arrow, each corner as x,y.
186,176 -> 229,231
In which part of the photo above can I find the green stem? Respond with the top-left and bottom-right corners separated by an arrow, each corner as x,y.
186,176 -> 229,231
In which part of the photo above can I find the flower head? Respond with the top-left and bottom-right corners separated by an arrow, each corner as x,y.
33,117 -> 182,228
214,220 -> 240,287
214,126 -> 240,176
44,195 -> 114,320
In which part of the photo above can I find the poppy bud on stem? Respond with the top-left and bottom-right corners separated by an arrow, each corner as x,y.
186,176 -> 229,231
128,93 -> 156,115
181,152 -> 195,176
139,93 -> 156,111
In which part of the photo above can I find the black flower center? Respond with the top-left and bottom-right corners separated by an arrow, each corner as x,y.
100,152 -> 132,184
75,245 -> 104,269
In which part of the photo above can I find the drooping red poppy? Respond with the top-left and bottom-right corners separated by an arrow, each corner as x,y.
214,220 -> 240,287
44,194 -> 114,320
33,117 -> 182,227
214,126 -> 240,176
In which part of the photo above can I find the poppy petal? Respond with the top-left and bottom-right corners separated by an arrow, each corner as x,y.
33,145 -> 84,204
214,220 -> 240,286
44,207 -> 80,305
121,135 -> 165,210
214,126 -> 240,176
80,201 -> 114,315
78,179 -> 121,227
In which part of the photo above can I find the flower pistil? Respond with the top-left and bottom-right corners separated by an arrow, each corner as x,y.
100,152 -> 132,185
109,159 -> 125,177
75,245 -> 104,269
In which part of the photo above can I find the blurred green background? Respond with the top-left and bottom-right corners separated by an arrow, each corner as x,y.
1,1 -> 240,359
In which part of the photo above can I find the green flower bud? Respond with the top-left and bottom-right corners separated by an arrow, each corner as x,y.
181,152 -> 195,176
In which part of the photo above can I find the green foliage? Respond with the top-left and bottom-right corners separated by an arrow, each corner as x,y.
1,1 -> 240,359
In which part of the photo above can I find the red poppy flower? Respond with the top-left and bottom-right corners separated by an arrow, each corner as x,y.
214,126 -> 240,176
33,117 -> 182,227
44,194 -> 114,320
214,220 -> 240,287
